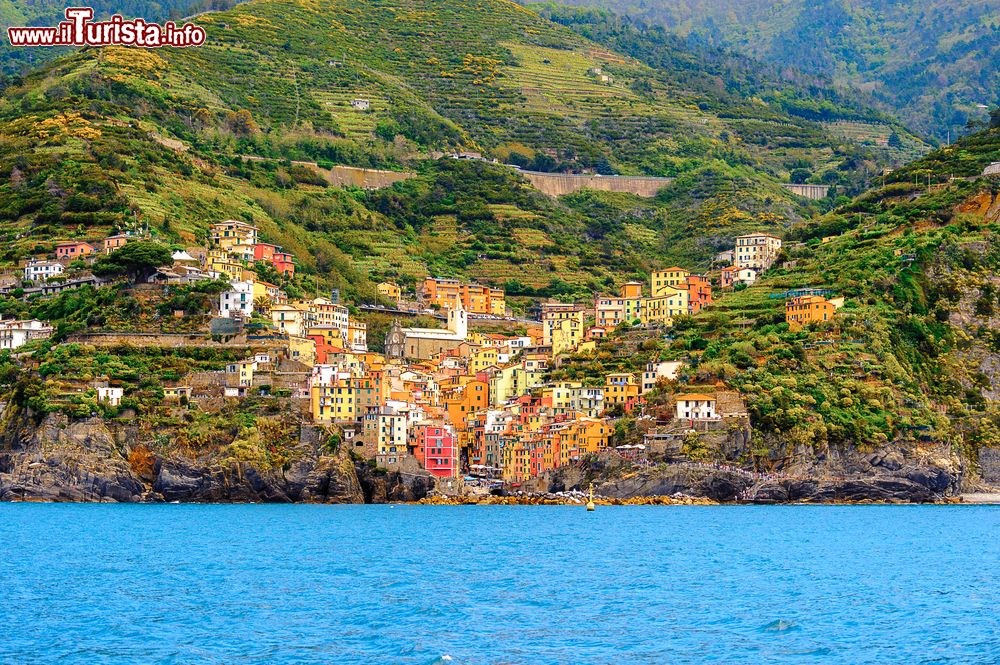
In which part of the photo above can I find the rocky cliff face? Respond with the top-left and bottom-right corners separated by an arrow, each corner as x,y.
533,446 -> 962,503
0,409 -> 435,503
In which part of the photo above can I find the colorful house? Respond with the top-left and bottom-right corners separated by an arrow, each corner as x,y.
377,282 -> 402,303
675,394 -> 718,421
651,267 -> 690,295
786,295 -> 843,330
411,423 -> 458,478
55,241 -> 96,261
604,373 -> 639,407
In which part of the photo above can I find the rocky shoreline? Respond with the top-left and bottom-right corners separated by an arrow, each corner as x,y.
0,413 -> 984,506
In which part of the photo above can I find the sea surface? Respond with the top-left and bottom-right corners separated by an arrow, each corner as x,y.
2,504 -> 999,664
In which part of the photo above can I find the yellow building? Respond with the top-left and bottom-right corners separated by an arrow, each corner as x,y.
469,346 -> 500,374
544,381 -> 582,416
651,267 -> 690,295
641,287 -> 689,325
163,386 -> 192,402
311,378 -> 357,424
207,253 -> 246,280
286,335 -> 316,366
377,282 -> 402,303
209,220 -> 258,255
541,302 -> 585,355
272,304 -> 308,337
252,280 -> 285,306
604,373 -> 639,406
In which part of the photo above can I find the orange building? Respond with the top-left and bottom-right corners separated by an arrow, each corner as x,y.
679,275 -> 713,314
785,295 -> 841,330
421,278 -> 505,316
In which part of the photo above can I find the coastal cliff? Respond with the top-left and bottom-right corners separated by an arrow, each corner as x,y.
0,408 -> 435,503
530,447 -> 962,504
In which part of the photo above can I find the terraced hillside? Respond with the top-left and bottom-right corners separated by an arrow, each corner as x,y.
557,129 -> 1000,476
545,0 -> 1000,142
1,0 -> 897,300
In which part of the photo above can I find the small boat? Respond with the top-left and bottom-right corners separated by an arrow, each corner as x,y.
586,483 -> 596,511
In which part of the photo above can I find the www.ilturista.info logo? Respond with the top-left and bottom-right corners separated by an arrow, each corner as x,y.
7,7 -> 206,48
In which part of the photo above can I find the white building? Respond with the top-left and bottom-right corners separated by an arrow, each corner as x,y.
675,394 -> 718,421
984,162 -> 1000,177
219,280 -> 254,319
364,404 -> 409,467
734,233 -> 782,272
97,387 -> 124,406
641,361 -> 683,394
23,260 -> 64,282
0,319 -> 54,350
734,267 -> 758,286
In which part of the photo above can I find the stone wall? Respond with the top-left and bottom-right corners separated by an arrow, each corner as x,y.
519,170 -> 673,198
781,183 -> 830,200
319,164 -> 414,189
67,332 -> 252,348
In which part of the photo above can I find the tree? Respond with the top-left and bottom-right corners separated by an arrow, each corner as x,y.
93,241 -> 172,283
790,168 -> 811,184
991,106 -> 1000,129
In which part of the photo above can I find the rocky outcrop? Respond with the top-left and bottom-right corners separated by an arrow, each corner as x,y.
0,411 -> 145,502
535,447 -> 961,503
0,410 -> 370,503
356,461 -> 437,503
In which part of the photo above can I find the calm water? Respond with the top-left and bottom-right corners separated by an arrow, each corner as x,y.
2,505 -> 999,664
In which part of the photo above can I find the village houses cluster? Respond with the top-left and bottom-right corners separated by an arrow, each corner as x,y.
5,226 -> 846,484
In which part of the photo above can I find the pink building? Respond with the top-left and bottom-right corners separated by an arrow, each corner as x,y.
272,251 -> 295,277
412,424 -> 457,478
55,242 -> 96,261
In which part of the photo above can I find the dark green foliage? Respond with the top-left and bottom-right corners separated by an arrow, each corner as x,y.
93,241 -> 173,282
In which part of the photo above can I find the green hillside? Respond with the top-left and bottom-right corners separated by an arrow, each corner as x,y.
0,0 -> 915,299
557,129 -> 1000,468
543,0 -> 1000,142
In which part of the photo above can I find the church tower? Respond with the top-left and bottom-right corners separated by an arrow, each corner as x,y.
447,296 -> 467,339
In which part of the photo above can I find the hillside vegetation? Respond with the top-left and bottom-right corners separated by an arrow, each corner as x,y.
544,0 -> 1000,142
558,129 -> 1000,473
0,0 -> 915,298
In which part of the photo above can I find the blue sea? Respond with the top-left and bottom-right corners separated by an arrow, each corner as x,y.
2,504 -> 999,664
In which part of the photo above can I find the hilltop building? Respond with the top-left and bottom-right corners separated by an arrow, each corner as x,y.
675,394 -> 717,421
23,259 -> 63,282
734,233 -> 782,271
651,267 -> 690,295
55,242 -> 96,262
420,278 -> 505,316
377,282 -> 402,304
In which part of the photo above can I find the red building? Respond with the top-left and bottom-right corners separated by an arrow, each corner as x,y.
253,243 -> 278,262
272,251 -> 296,277
411,423 -> 457,478
253,243 -> 296,277
680,275 -> 713,314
